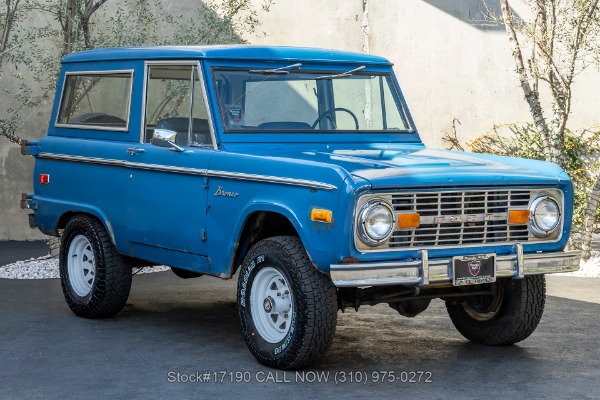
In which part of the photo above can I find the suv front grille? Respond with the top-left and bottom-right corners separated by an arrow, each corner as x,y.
388,189 -> 533,249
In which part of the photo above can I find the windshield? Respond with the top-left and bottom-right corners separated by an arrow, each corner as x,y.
212,69 -> 412,133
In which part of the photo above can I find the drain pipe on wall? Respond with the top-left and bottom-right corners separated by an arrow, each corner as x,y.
361,0 -> 370,54
361,0 -> 372,129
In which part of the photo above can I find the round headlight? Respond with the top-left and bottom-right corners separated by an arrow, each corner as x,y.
358,199 -> 394,245
529,194 -> 561,236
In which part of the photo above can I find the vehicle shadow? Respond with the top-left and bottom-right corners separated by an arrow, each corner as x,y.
113,272 -> 600,374
2,272 -> 600,398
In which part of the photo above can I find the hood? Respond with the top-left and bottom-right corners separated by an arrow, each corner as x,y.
231,144 -> 570,189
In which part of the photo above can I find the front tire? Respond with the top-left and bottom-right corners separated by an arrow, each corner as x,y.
59,215 -> 132,318
446,275 -> 546,345
237,236 -> 338,370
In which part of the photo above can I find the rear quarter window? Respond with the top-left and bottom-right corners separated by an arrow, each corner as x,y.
57,71 -> 133,130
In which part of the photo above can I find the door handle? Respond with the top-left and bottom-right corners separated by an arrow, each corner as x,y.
127,148 -> 145,156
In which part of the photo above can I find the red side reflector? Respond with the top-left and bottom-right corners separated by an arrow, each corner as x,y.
39,174 -> 50,185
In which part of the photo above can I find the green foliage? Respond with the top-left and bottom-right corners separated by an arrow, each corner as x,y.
0,0 -> 271,143
11,0 -> 269,86
446,123 -> 600,228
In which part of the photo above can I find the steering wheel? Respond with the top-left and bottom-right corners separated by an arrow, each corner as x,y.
311,107 -> 359,130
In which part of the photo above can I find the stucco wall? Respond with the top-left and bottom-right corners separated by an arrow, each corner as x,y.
1,0 -> 599,240
0,119 -> 47,240
245,0 -> 600,148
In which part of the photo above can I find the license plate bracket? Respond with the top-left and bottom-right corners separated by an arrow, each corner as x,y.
452,253 -> 496,286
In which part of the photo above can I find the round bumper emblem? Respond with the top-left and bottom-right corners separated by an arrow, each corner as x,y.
469,260 -> 481,276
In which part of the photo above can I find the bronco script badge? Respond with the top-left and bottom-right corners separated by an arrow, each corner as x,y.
214,186 -> 239,198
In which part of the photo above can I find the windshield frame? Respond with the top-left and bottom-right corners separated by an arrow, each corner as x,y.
210,66 -> 415,135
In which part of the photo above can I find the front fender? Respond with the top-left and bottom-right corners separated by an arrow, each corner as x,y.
206,184 -> 342,277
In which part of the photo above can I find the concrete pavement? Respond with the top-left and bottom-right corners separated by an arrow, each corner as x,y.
0,241 -> 48,266
1,272 -> 599,399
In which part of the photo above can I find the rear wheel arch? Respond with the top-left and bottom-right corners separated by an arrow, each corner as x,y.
57,211 -> 116,246
57,211 -> 80,231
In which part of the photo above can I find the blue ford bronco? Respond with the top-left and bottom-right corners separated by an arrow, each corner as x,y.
21,46 -> 580,369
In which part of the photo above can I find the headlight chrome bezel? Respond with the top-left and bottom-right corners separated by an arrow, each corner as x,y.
357,198 -> 395,246
529,193 -> 561,237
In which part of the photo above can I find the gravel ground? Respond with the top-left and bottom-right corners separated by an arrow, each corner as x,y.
0,254 -> 169,279
1,252 -> 599,279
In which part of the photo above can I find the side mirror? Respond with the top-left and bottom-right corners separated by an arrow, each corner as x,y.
154,128 -> 177,140
152,129 -> 184,152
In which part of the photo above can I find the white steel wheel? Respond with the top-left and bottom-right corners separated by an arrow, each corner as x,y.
250,267 -> 293,343
237,236 -> 338,369
67,235 -> 96,297
60,215 -> 132,318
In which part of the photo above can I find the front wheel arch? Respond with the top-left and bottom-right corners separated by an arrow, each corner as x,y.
230,210 -> 302,276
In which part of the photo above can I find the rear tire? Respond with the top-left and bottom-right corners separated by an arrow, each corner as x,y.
59,215 -> 132,318
237,236 -> 338,369
446,275 -> 546,345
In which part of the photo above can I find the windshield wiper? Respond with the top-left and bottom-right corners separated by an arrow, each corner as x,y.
316,65 -> 366,80
249,63 -> 302,75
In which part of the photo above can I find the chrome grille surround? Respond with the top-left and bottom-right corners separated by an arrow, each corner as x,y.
354,188 -> 564,252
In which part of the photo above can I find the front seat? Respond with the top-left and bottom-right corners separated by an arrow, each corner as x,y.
155,117 -> 211,146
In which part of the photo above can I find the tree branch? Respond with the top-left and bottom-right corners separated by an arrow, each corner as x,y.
500,0 -> 558,164
554,0 -> 599,143
82,0 -> 109,47
83,0 -> 108,20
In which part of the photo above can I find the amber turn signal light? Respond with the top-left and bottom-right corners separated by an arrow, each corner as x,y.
508,209 -> 530,224
397,213 -> 420,229
311,208 -> 332,223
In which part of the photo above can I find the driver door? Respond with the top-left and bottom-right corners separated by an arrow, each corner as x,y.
127,62 -> 213,269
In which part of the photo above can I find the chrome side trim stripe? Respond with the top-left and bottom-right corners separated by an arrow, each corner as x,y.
207,170 -> 337,190
135,163 -> 208,176
38,152 -> 337,190
40,153 -> 127,167
38,153 -> 208,176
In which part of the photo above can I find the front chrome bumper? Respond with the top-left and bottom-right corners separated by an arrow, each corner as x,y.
330,245 -> 581,287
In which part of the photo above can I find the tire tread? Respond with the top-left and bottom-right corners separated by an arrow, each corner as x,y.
60,214 -> 132,319
238,236 -> 337,369
446,275 -> 546,345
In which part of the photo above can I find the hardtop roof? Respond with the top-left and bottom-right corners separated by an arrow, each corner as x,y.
62,45 -> 392,66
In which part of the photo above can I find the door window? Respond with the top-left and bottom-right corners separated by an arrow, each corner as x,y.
144,65 -> 212,146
